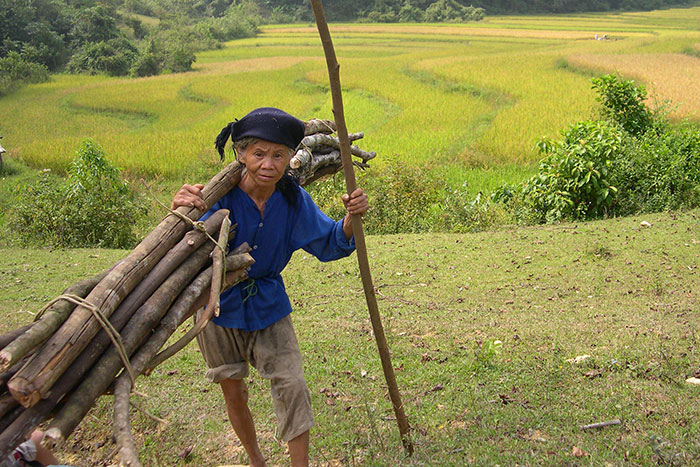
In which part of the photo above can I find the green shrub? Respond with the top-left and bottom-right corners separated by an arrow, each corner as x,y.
494,74 -> 700,224
307,159 -> 442,235
434,184 -> 506,233
362,160 -> 443,234
398,4 -> 424,22
512,121 -> 624,223
0,51 -> 49,95
612,123 -> 700,214
130,50 -> 160,77
12,139 -> 145,248
67,38 -> 140,76
424,0 -> 485,22
592,73 -> 654,136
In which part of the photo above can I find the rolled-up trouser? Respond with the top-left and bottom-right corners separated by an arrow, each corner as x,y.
195,313 -> 313,442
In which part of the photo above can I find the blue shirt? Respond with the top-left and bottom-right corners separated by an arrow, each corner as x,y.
202,185 -> 355,331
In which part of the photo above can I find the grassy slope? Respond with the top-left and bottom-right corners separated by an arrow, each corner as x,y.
1,209 -> 698,465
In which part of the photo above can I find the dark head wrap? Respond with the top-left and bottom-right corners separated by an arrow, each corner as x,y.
214,107 -> 304,206
215,107 -> 305,160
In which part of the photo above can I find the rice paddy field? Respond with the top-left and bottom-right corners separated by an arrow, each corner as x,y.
2,7 -> 700,193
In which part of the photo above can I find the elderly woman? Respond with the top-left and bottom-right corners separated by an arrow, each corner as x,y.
171,108 -> 369,466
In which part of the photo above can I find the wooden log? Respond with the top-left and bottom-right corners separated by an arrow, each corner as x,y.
299,162 -> 343,187
39,210 -> 232,412
580,419 -> 621,430
43,238 -> 221,444
208,216 -> 231,318
141,218 -> 231,371
289,147 -> 313,170
0,325 -> 33,352
0,356 -> 30,388
35,209 -> 232,405
310,150 -> 342,172
113,252 -> 251,465
114,379 -> 141,467
304,118 -> 336,135
47,250 -> 250,447
0,215 -> 234,456
310,0 -> 413,453
144,253 -> 253,371
0,221 -> 222,453
8,162 -> 242,408
0,405 -> 23,441
0,269 -> 109,372
0,394 -> 19,421
299,133 -> 375,162
109,209 -> 230,329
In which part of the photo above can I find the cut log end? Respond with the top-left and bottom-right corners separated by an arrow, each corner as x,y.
7,376 -> 42,408
0,352 -> 11,373
43,427 -> 64,450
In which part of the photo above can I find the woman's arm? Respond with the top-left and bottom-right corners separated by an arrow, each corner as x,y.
341,187 -> 370,239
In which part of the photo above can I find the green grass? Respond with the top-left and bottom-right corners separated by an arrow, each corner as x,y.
2,208 -> 699,465
2,7 -> 700,190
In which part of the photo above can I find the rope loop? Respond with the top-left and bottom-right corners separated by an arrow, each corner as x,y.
38,293 -> 136,387
143,180 -> 226,257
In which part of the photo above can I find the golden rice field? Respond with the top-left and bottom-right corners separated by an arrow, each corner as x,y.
2,6 -> 700,190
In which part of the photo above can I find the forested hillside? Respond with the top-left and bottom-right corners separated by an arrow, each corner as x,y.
275,0 -> 698,20
0,0 -> 261,93
1,0 -> 696,95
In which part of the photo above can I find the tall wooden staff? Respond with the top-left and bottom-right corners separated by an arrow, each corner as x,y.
309,0 -> 413,455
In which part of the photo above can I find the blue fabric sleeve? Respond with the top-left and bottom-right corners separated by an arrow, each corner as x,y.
198,200 -> 221,223
291,189 -> 355,262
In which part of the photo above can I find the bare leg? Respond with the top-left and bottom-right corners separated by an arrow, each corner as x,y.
288,430 -> 309,467
220,379 -> 266,467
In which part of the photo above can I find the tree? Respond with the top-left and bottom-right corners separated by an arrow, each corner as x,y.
67,38 -> 139,76
70,5 -> 119,44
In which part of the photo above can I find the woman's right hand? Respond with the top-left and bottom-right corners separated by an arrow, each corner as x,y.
171,183 -> 207,211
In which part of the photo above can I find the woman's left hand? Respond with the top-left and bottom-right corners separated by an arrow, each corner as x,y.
341,188 -> 369,239
342,188 -> 370,216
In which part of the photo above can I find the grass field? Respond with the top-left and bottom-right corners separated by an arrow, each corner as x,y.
2,7 -> 700,192
1,208 -> 698,465
2,7 -> 700,464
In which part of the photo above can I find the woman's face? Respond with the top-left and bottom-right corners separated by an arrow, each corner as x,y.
239,139 -> 292,190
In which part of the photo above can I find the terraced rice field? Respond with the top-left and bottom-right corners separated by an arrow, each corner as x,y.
2,6 -> 699,191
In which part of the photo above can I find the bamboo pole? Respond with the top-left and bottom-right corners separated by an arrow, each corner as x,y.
309,0 -> 413,455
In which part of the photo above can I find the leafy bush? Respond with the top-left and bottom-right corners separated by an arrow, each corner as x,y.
509,121 -> 624,223
398,4 -> 424,22
69,5 -> 119,44
592,73 -> 654,136
12,140 -> 145,248
307,159 -> 443,235
308,157 -> 508,234
130,48 -> 160,77
434,185 -> 506,233
612,123 -> 700,214
67,38 -> 140,76
0,51 -> 49,95
494,74 -> 700,224
424,0 -> 485,22
362,160 -> 443,234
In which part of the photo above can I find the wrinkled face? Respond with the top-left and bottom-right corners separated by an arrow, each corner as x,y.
238,139 -> 293,189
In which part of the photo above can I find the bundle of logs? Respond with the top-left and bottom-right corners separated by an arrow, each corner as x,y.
0,119 -> 374,466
